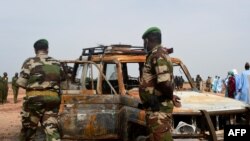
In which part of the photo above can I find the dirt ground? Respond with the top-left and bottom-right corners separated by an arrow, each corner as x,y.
0,83 -> 223,141
0,84 -> 25,141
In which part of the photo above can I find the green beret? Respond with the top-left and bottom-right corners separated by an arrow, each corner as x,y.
34,39 -> 49,50
142,27 -> 161,39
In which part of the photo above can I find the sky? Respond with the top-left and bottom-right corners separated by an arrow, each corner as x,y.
0,0 -> 250,81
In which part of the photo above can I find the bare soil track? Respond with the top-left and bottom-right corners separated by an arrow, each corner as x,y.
0,84 -> 218,141
0,84 -> 25,141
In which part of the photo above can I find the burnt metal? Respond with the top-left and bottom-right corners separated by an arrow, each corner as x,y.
200,110 -> 217,141
58,44 -> 249,140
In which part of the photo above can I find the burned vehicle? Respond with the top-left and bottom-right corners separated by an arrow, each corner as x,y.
59,45 -> 250,141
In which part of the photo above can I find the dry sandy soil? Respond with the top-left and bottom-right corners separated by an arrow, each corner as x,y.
0,84 -> 223,141
0,84 -> 25,141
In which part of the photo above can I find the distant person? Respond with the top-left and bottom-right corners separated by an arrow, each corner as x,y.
237,62 -> 250,104
205,76 -> 212,92
11,72 -> 19,103
179,76 -> 184,89
16,39 -> 64,141
0,75 -> 4,104
174,76 -> 180,90
224,71 -> 231,96
212,75 -> 222,93
2,72 -> 8,103
232,69 -> 241,99
212,76 -> 218,93
226,71 -> 236,98
216,76 -> 223,93
195,74 -> 203,91
174,76 -> 178,89
175,76 -> 184,90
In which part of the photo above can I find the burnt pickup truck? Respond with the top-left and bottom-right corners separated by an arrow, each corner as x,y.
59,45 -> 250,141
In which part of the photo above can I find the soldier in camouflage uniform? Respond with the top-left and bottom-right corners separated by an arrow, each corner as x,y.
2,72 -> 9,103
0,75 -> 4,104
139,27 -> 181,141
16,39 -> 64,141
12,72 -> 19,103
195,74 -> 203,91
205,76 -> 212,92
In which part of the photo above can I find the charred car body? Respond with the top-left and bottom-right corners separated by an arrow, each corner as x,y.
59,45 -> 250,141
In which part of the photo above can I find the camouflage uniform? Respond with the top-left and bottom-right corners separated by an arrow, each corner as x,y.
140,45 -> 174,141
205,77 -> 212,92
0,76 -> 4,104
2,74 -> 8,102
16,39 -> 63,141
195,75 -> 203,91
12,74 -> 19,103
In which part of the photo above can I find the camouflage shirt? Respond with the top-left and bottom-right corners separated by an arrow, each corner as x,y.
12,76 -> 19,88
16,51 -> 63,91
139,45 -> 174,111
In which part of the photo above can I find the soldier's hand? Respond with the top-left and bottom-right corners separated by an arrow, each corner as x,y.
149,95 -> 160,112
173,95 -> 181,107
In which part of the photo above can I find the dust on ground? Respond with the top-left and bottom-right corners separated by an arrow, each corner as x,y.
0,83 -> 222,141
0,84 -> 25,141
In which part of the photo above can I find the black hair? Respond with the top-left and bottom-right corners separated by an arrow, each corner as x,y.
245,62 -> 250,70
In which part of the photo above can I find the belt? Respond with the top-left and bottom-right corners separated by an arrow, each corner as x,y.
26,90 -> 58,97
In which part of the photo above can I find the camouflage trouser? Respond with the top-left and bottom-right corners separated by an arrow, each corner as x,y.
12,87 -> 19,103
0,91 -> 3,104
3,86 -> 8,102
20,94 -> 61,141
0,84 -> 4,103
146,111 -> 173,141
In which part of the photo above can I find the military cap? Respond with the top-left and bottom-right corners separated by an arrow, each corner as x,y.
34,39 -> 49,50
142,27 -> 161,39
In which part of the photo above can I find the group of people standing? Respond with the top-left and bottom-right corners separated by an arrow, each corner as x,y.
195,74 -> 203,91
174,75 -> 184,90
205,76 -> 229,94
204,62 -> 250,105
212,75 -> 223,93
224,63 -> 250,105
0,72 -> 20,104
196,74 -> 223,93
